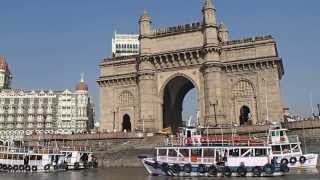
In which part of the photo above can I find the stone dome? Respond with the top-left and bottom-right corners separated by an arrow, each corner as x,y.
75,73 -> 88,91
0,56 -> 9,72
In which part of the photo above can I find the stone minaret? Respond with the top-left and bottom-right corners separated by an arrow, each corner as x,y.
202,0 -> 219,46
139,10 -> 152,55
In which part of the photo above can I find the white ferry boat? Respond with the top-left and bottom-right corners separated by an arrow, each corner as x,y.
0,145 -> 67,172
267,126 -> 318,168
61,146 -> 98,170
140,127 -> 289,177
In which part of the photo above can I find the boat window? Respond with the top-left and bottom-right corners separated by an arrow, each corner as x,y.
191,149 -> 202,156
280,131 -> 284,136
18,154 -> 24,160
13,154 -> 18,159
291,144 -> 300,153
158,149 -> 167,156
179,149 -> 189,157
240,149 -> 252,157
229,149 -> 239,157
0,153 -> 3,159
168,149 -> 177,157
255,148 -> 267,156
30,155 -> 36,160
187,130 -> 191,138
203,149 -> 215,157
37,155 -> 42,160
272,145 -> 281,154
281,145 -> 290,153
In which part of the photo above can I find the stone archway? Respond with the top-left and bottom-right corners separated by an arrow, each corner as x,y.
122,114 -> 132,132
162,75 -> 198,132
240,105 -> 251,125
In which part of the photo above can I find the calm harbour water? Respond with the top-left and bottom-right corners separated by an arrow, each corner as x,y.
0,167 -> 319,180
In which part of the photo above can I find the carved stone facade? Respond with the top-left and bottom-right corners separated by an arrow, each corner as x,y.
97,0 -> 284,132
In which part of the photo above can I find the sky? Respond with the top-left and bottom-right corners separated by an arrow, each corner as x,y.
0,0 -> 319,122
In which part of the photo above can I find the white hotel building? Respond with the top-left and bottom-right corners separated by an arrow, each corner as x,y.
0,56 -> 94,141
111,32 -> 139,57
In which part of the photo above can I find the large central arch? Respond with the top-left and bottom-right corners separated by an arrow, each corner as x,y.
162,75 -> 198,132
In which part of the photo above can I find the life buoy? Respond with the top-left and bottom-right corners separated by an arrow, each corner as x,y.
290,157 -> 297,164
171,164 -> 180,174
19,165 -> 24,171
25,165 -> 31,171
32,166 -> 37,172
44,164 -> 50,171
74,162 -> 80,169
184,164 -> 192,173
237,166 -> 247,177
281,158 -> 289,165
263,164 -> 274,175
252,166 -> 262,177
198,164 -> 206,173
223,166 -> 232,177
208,165 -> 218,176
13,165 -> 19,171
299,156 -> 306,164
280,164 -> 289,173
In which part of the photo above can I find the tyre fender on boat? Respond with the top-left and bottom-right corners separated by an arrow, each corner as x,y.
0,164 -> 2,169
208,165 -> 218,176
88,162 -> 93,168
299,156 -> 306,164
252,166 -> 262,177
263,164 -> 274,175
32,166 -> 37,172
2,164 -> 7,170
237,166 -> 247,177
74,162 -> 80,169
93,161 -> 98,168
171,164 -> 180,174
290,157 -> 297,164
280,164 -> 289,173
19,165 -> 24,171
223,166 -> 232,177
7,165 -> 12,171
24,165 -> 31,171
44,164 -> 50,171
281,158 -> 289,165
198,164 -> 206,173
184,164 -> 192,173
13,165 -> 19,171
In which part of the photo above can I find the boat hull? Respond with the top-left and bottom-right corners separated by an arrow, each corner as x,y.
272,154 -> 318,169
142,158 -> 285,177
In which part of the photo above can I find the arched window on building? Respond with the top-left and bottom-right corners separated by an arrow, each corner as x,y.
232,80 -> 255,126
119,91 -> 134,106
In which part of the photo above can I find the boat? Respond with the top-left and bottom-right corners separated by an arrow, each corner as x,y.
267,126 -> 318,168
61,145 -> 98,170
140,126 -> 289,177
0,145 -> 67,172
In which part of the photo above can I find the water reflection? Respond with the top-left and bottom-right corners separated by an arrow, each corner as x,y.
0,168 -> 319,180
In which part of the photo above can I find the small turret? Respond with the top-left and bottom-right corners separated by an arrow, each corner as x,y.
202,0 -> 217,26
202,0 -> 219,47
139,10 -> 152,37
218,22 -> 230,42
0,55 -> 12,89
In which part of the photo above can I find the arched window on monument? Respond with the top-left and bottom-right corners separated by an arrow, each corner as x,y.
232,80 -> 255,126
119,91 -> 134,106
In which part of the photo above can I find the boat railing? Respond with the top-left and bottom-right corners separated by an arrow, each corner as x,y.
163,135 -> 267,147
157,156 -> 215,164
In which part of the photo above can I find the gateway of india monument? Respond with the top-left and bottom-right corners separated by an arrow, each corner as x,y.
97,0 -> 284,133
